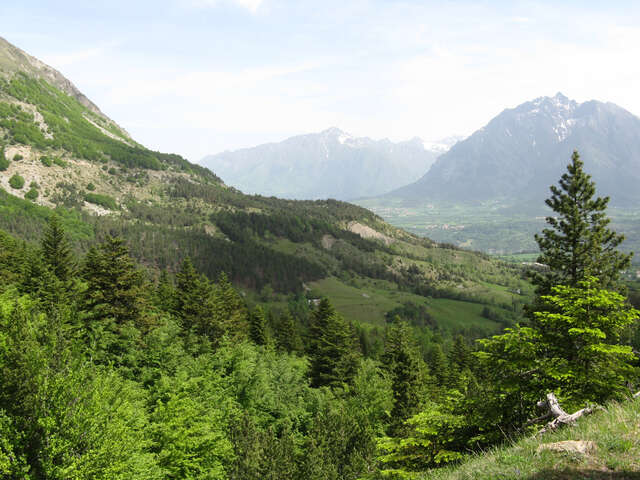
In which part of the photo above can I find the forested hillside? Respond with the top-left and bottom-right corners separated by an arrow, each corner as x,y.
1,36 -> 639,480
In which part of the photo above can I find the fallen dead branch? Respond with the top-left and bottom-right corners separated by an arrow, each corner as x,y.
533,393 -> 602,435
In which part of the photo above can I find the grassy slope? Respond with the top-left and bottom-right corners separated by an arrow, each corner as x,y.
424,398 -> 640,480
308,276 -> 505,332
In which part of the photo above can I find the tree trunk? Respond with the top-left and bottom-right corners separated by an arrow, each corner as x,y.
534,393 -> 600,435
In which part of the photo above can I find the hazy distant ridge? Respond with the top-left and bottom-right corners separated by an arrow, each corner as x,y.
201,128 -> 458,200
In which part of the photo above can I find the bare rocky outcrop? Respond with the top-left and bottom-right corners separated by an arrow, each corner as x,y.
347,221 -> 393,245
536,440 -> 597,455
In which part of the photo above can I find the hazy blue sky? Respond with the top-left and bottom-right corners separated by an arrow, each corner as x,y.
3,1 -> 640,161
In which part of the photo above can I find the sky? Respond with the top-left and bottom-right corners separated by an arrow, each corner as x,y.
3,0 -> 640,162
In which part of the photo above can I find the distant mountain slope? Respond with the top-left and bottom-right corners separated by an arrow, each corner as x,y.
390,93 -> 640,206
0,36 -> 129,138
201,128 -> 457,200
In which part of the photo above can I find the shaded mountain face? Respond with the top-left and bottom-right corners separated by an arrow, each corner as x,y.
200,128 -> 455,200
391,93 -> 640,207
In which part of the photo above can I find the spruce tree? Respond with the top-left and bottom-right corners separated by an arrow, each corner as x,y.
154,269 -> 176,312
449,335 -> 472,372
382,322 -> 427,432
174,257 -> 212,331
82,236 -> 144,325
248,306 -> 268,346
533,150 -> 631,295
273,311 -> 302,353
426,343 -> 449,386
41,214 -> 75,283
308,299 -> 360,388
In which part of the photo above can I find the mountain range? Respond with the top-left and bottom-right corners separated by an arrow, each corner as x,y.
388,92 -> 640,207
200,128 -> 459,200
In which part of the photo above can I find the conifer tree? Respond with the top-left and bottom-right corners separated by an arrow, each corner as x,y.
174,257 -> 212,331
533,150 -> 631,295
308,298 -> 334,355
272,311 -> 302,353
308,299 -> 360,388
382,322 -> 427,432
212,272 -> 247,341
41,215 -> 75,283
427,343 -> 449,386
248,306 -> 268,346
449,335 -> 472,372
154,269 -> 176,312
82,236 -> 145,325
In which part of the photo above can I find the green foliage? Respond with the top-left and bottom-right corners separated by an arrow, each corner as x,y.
8,174 -> 24,190
174,258 -> 248,343
249,306 -> 269,346
85,192 -> 118,210
308,299 -> 361,388
0,146 -> 9,171
149,370 -> 233,479
533,150 -> 632,295
12,154 -> 23,161
382,322 -> 428,433
82,236 -> 145,326
532,278 -> 638,406
377,401 -> 466,478
0,299 -> 160,479
52,156 -> 67,167
24,187 -> 38,200
86,182 -> 96,191
40,155 -> 53,167
478,277 -> 639,429
41,214 -> 76,283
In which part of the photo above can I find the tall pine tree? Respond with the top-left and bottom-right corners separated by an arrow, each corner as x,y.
382,322 -> 427,433
41,215 -> 75,283
533,150 -> 631,295
308,299 -> 360,388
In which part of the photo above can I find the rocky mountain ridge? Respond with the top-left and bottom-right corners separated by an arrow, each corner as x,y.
388,92 -> 640,207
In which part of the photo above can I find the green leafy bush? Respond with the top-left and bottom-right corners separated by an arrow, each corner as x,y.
0,148 -> 9,171
40,156 -> 53,167
87,182 -> 96,191
53,157 -> 67,167
8,174 -> 25,190
24,188 -> 39,201
13,154 -> 23,161
85,192 -> 117,210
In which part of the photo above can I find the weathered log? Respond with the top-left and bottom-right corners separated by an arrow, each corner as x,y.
534,393 -> 600,435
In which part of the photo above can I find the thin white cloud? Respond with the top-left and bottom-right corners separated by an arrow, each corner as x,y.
190,0 -> 263,13
44,41 -> 121,68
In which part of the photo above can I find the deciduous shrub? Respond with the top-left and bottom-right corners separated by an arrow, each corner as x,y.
9,174 -> 25,189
